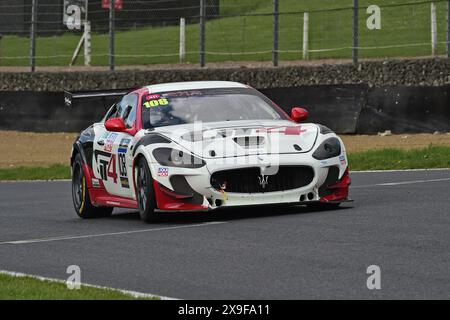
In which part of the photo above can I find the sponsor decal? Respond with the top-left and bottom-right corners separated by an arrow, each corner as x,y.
165,90 -> 202,98
94,149 -> 127,186
119,138 -> 131,148
145,94 -> 161,101
94,150 -> 111,181
94,150 -> 118,183
157,167 -> 169,177
339,154 -> 347,166
219,181 -> 228,201
91,178 -> 101,188
284,126 -> 307,136
118,153 -> 127,178
120,177 -> 130,189
118,138 -> 131,153
106,201 -> 121,206
257,126 -> 307,136
117,138 -> 130,182
104,133 -> 118,152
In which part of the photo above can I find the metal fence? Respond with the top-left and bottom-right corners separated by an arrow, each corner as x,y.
0,0 -> 448,71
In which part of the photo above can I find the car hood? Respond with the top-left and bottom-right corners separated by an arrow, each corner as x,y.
153,120 -> 318,159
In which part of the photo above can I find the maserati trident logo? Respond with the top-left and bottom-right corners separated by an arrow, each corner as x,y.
258,174 -> 269,189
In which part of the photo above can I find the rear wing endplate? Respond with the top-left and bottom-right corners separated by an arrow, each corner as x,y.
64,89 -> 130,107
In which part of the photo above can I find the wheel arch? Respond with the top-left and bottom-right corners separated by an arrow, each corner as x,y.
132,150 -> 153,197
71,141 -> 96,197
71,141 -> 88,167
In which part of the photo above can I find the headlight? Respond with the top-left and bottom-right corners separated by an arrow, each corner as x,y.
312,137 -> 341,160
152,148 -> 206,168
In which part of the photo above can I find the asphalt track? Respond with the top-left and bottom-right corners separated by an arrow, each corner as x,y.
0,169 -> 449,299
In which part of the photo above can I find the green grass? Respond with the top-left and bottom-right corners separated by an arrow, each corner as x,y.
0,164 -> 71,181
0,273 -> 157,300
348,145 -> 450,170
0,0 -> 447,66
1,146 -> 449,181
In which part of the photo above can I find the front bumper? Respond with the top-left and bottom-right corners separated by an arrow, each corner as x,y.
150,153 -> 350,212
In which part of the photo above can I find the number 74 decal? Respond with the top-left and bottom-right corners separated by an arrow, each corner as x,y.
95,150 -> 127,184
95,151 -> 118,183
107,154 -> 118,183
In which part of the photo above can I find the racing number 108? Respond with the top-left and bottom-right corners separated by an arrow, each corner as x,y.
144,98 -> 169,108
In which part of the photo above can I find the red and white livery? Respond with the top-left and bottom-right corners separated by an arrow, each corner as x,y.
70,81 -> 351,223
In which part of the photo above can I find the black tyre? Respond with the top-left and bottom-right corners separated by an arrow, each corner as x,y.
71,153 -> 113,219
135,157 -> 158,223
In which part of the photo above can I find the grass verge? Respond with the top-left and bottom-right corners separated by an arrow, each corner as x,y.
0,273 -> 157,300
0,146 -> 449,181
0,164 -> 71,181
348,146 -> 450,171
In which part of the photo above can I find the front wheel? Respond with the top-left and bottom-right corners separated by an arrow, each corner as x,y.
72,153 -> 113,218
135,157 -> 158,223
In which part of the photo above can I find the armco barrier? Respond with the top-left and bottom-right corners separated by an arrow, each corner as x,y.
1,59 -> 449,91
357,86 -> 450,133
0,85 -> 449,134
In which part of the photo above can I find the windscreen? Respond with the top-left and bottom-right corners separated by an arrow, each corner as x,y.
141,88 -> 287,129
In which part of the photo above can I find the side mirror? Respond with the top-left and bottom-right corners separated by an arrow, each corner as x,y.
105,117 -> 127,132
291,107 -> 309,123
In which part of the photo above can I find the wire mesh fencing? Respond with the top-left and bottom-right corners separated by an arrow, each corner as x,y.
0,0 -> 448,71
205,0 -> 273,63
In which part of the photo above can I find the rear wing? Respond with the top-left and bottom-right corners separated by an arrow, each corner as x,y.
64,89 -> 131,108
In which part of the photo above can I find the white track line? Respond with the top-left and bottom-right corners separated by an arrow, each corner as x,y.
350,168 -> 450,173
0,222 -> 226,245
0,270 -> 177,300
353,177 -> 450,189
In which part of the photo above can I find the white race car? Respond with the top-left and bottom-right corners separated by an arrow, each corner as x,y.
70,81 -> 351,223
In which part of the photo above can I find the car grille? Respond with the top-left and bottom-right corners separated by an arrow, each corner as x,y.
210,166 -> 314,193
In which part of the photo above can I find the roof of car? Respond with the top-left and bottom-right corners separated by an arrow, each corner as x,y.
145,81 -> 248,93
